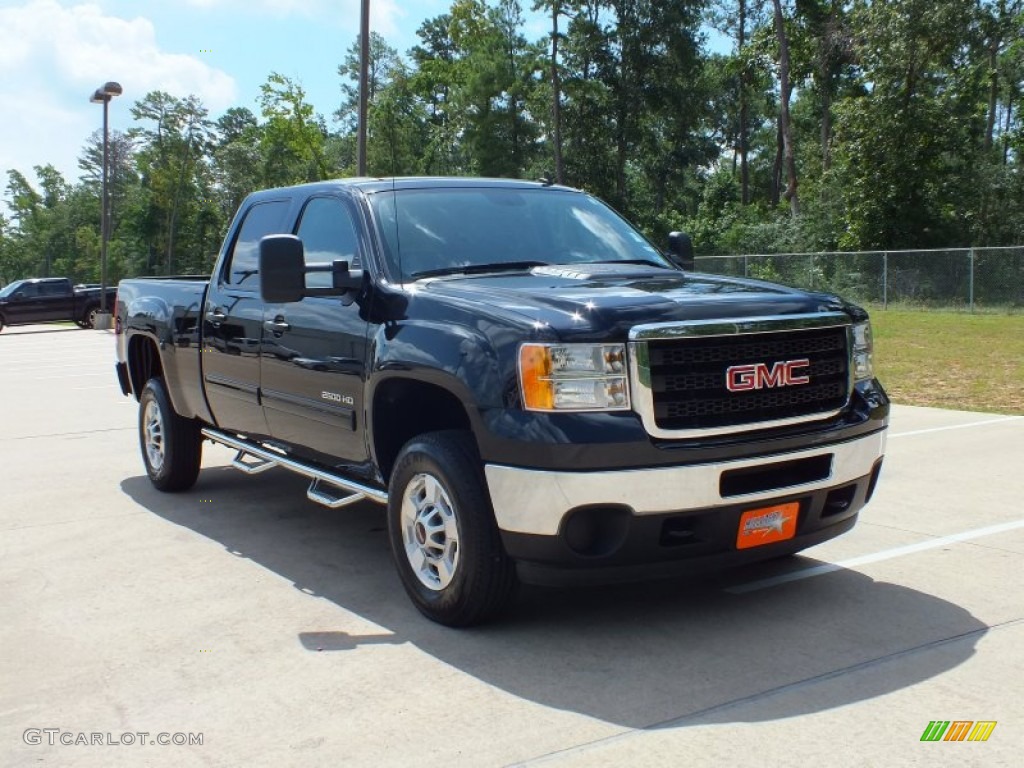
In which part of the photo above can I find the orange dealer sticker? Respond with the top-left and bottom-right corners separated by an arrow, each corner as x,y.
736,502 -> 800,549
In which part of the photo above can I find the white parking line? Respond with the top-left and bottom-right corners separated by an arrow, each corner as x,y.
26,373 -> 109,381
3,365 -> 108,374
727,518 -> 1024,594
1,357 -> 102,365
890,416 -> 1023,438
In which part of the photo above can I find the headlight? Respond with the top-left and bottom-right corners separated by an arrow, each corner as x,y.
519,343 -> 630,411
852,321 -> 874,381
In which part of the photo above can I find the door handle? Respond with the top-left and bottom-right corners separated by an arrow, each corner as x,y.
206,309 -> 227,325
263,318 -> 291,335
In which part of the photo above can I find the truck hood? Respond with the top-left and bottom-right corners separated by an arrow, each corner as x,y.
416,264 -> 849,339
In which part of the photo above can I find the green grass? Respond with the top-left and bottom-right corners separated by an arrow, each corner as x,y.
869,310 -> 1024,414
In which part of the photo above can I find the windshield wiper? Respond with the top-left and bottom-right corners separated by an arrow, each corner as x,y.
410,261 -> 550,280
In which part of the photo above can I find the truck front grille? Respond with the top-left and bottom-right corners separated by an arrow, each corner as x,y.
630,315 -> 852,437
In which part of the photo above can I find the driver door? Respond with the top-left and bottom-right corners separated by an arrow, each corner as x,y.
260,196 -> 370,463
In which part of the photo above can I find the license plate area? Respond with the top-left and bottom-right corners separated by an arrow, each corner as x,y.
736,502 -> 800,550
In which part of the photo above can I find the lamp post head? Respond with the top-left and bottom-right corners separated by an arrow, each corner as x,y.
90,82 -> 122,104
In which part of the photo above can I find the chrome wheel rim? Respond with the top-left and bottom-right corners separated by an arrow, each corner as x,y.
88,308 -> 99,327
401,473 -> 460,591
143,399 -> 165,472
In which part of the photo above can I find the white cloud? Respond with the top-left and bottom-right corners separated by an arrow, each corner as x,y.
0,0 -> 237,186
185,0 -> 317,12
180,0 -> 405,36
369,0 -> 405,38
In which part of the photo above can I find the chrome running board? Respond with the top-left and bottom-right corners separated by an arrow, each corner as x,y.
202,428 -> 388,507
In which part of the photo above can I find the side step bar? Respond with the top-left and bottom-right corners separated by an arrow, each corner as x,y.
201,428 -> 388,508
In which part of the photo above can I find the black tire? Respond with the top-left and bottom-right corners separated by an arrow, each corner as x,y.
0,315 -> 5,333
81,305 -> 99,329
138,378 -> 202,492
387,431 -> 517,627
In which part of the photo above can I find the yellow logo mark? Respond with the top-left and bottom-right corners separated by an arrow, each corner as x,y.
967,721 -> 997,742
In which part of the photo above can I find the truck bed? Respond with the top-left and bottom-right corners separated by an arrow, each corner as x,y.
116,276 -> 211,424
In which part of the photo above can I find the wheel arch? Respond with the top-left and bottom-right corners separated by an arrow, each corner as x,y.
369,374 -> 478,484
125,332 -> 164,400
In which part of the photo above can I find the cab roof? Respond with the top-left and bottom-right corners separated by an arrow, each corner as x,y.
246,176 -> 580,201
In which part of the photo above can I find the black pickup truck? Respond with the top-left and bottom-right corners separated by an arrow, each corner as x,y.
115,177 -> 888,626
0,277 -> 117,331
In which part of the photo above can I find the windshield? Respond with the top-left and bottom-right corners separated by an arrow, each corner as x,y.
368,187 -> 672,281
0,280 -> 25,298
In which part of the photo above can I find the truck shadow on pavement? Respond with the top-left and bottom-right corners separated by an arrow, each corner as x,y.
122,468 -> 987,730
1,326 -> 82,335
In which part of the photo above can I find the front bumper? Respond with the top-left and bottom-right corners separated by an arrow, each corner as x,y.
484,429 -> 886,584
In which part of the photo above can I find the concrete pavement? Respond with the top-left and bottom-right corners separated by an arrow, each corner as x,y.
1,324 -> 1020,767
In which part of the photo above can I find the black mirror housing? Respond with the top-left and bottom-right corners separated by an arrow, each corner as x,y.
260,235 -> 306,304
668,231 -> 695,271
331,261 -> 364,292
260,236 -> 366,303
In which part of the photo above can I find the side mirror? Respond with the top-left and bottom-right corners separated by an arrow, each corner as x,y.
667,231 -> 695,272
259,235 -> 306,304
260,234 -> 366,304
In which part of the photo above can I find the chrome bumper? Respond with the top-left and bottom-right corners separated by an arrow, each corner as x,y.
484,430 -> 886,536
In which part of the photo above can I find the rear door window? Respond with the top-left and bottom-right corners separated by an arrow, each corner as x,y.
40,281 -> 69,296
223,200 -> 291,290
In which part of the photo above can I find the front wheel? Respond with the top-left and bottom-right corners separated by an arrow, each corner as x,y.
387,431 -> 517,627
139,378 -> 202,491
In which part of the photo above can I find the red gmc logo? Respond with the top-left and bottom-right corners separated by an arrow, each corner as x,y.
726,359 -> 811,392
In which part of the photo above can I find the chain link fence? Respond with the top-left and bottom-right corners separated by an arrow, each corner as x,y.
695,247 -> 1024,311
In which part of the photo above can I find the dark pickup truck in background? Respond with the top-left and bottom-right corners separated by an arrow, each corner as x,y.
115,177 -> 888,626
0,277 -> 117,331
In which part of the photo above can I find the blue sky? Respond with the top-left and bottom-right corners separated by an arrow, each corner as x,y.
0,0 -> 489,187
1,0 -> 724,191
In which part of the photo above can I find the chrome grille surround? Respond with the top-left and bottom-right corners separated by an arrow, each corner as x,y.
628,312 -> 854,439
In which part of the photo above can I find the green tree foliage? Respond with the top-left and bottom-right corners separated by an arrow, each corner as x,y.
259,73 -> 330,186
130,91 -> 217,274
4,0 -> 1024,290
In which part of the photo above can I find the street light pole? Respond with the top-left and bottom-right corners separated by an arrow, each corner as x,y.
357,0 -> 370,175
90,81 -> 122,319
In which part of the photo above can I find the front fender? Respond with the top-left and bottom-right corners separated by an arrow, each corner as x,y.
368,320 -> 507,411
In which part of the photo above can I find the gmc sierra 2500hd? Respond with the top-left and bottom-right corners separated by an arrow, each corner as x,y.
115,177 -> 888,626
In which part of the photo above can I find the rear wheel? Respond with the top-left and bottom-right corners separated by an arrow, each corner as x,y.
387,431 -> 517,627
139,378 -> 202,491
81,305 -> 100,329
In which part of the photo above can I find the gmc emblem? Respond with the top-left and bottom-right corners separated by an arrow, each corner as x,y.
726,359 -> 811,392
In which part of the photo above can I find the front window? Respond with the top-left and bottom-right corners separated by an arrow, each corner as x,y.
0,280 -> 26,298
367,187 -> 671,282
